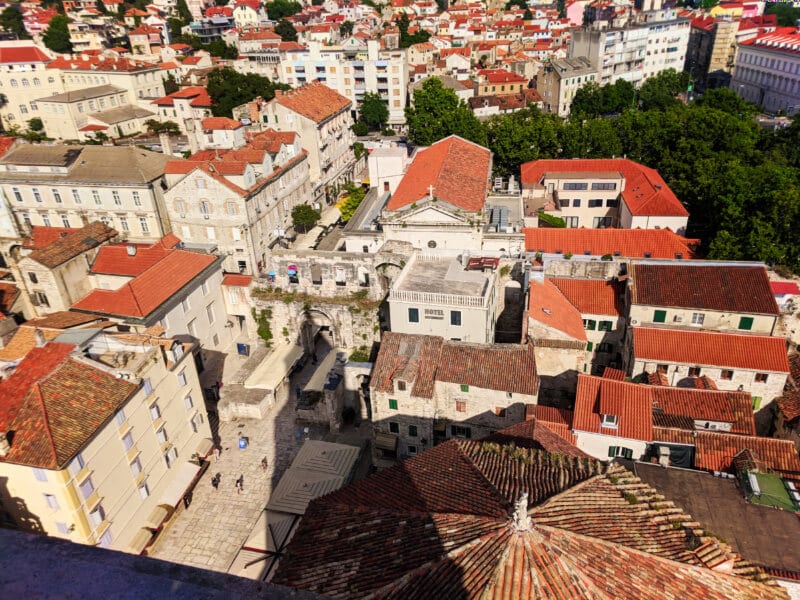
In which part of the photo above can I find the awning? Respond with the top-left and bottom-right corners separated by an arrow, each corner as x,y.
195,437 -> 214,458
143,505 -> 169,530
375,432 -> 398,451
126,528 -> 153,554
160,461 -> 202,508
244,343 -> 304,391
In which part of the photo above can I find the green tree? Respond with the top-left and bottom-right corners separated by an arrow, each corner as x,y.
206,39 -> 237,58
163,72 -> 179,94
206,67 -> 289,117
95,0 -> 107,13
27,117 -> 44,132
397,12 -> 430,48
176,0 -> 192,24
339,20 -> 354,37
338,184 -> 366,222
0,5 -> 29,40
352,121 -> 369,136
694,87 -> 757,118
292,204 -> 321,232
405,77 -> 486,147
267,0 -> 301,20
274,19 -> 297,42
637,68 -> 690,111
168,18 -> 185,40
145,119 -> 180,134
485,106 -> 562,176
42,15 -> 73,54
523,8 -> 533,20
569,82 -> 604,119
359,92 -> 389,130
765,3 -> 800,26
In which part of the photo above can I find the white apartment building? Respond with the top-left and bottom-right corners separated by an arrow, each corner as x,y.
571,26 -> 649,88
731,28 -> 800,115
164,128 -> 311,275
640,8 -> 691,80
0,145 -> 171,241
537,56 -> 599,117
0,43 -> 61,131
0,329 -> 213,555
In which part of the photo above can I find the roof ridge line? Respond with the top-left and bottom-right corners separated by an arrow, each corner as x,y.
32,381 -> 59,468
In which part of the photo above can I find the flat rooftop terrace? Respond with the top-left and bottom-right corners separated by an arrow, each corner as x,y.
393,257 -> 490,298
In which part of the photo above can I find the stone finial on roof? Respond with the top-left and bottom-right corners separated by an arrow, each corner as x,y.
512,492 -> 531,531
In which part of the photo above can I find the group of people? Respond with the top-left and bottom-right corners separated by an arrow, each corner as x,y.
206,450 -> 269,495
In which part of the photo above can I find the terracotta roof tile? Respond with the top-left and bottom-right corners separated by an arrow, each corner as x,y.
222,274 -> 253,286
0,283 -> 20,314
771,281 -> 800,296
387,135 -> 491,212
89,235 -> 180,276
776,354 -> 800,422
527,279 -> 587,340
602,367 -> 626,380
0,136 -> 16,159
201,116 -> 243,130
26,222 -> 116,268
523,227 -> 699,259
482,417 -> 588,457
0,343 -> 137,469
521,158 -> 688,217
694,431 -> 800,475
272,81 -> 351,124
550,277 -> 624,316
574,375 -> 654,441
630,263 -> 779,315
633,328 -> 790,373
651,387 -> 756,435
22,226 -> 78,249
0,46 -> 51,64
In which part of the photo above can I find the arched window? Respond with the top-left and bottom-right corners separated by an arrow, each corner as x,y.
33,77 -> 40,86
10,79 -> 17,87
21,79 -> 29,87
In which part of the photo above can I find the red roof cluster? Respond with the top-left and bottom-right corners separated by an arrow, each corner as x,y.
22,226 -> 78,250
694,431 -> 800,475
201,117 -> 243,130
47,54 -> 156,72
153,86 -> 213,107
388,135 -> 491,212
272,81 -> 351,124
550,277 -> 624,316
521,158 -> 688,217
477,68 -> 527,84
527,279 -> 587,341
89,234 -> 180,276
522,227 -> 699,259
0,46 -> 51,64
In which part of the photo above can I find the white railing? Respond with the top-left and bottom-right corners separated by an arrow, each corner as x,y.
389,289 -> 486,308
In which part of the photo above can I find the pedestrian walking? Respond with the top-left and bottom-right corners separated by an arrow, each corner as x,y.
235,474 -> 244,495
261,456 -> 269,472
211,473 -> 220,491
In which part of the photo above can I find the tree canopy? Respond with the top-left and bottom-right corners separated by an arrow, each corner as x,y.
339,20 -> 354,37
359,92 -> 389,129
292,204 -> 321,232
765,3 -> 800,26
176,0 -> 192,24
206,67 -> 289,117
397,12 -> 430,48
0,5 -> 30,39
405,77 -> 486,147
42,15 -> 72,54
267,0 -> 301,20
274,19 -> 297,42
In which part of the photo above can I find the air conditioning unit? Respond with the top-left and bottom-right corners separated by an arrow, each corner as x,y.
204,214 -> 210,220
630,318 -> 639,325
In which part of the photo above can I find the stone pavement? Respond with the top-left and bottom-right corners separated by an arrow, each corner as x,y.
148,391 -> 325,573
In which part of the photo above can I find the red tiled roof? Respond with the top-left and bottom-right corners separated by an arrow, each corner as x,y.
272,81 -> 351,124
771,281 -> 800,296
0,46 -> 51,64
222,274 -> 253,286
371,332 -> 538,399
777,354 -> 800,422
528,279 -> 587,340
78,124 -> 109,132
482,418 -> 589,457
26,222 -> 117,269
651,387 -> 756,435
630,263 -> 779,316
522,227 -> 699,259
22,226 -> 78,250
46,54 -> 155,73
477,67 -> 526,83
89,235 -> 180,276
694,431 -> 800,475
0,136 -> 15,158
602,367 -> 626,380
72,249 -> 217,319
531,405 -> 578,446
388,135 -> 490,212
521,158 -> 688,217
632,328 -> 790,373
0,342 -> 137,469
550,277 -> 624,316
574,375 -> 654,441
153,86 -> 212,107
0,282 -> 20,314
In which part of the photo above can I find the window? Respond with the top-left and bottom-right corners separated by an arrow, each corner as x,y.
143,378 -> 153,396
408,308 -> 419,323
112,191 -> 121,205
201,281 -> 208,296
592,182 -> 616,191
460,384 -> 469,392
61,215 -> 70,228
205,226 -> 215,240
388,399 -> 398,410
206,303 -> 215,324
583,319 -> 597,331
657,364 -> 669,374
44,494 -> 59,509
572,199 -> 581,207
122,431 -> 134,451
79,477 -> 94,500
450,425 -> 471,438
119,217 -> 129,232
181,297 -> 190,313
41,215 -> 51,227
455,400 -> 466,413
397,380 -> 406,391
33,468 -> 48,482
199,200 -> 210,215
691,312 -> 705,325
12,187 -> 22,202
130,456 -> 142,476
407,445 -> 418,455
139,217 -> 149,233
752,396 -> 762,410
138,481 -> 150,499
408,424 -> 418,437
601,414 -> 618,428
755,373 -> 769,383
653,310 -> 667,323
132,191 -> 141,206
559,199 -> 570,208
738,316 -> 754,331
33,188 -> 41,203
597,342 -> 612,353
564,216 -> 579,228
187,319 -> 196,337
88,505 -> 105,528
191,412 -> 204,433
608,446 -> 633,459
721,369 -> 734,380
563,182 -> 588,190
606,198 -> 619,207
450,310 -> 462,326
177,370 -> 187,387
27,272 -> 38,284
156,426 -> 168,444
184,395 -> 194,410
598,320 -> 613,331
52,189 -> 62,203
148,401 -> 160,421
164,446 -> 178,468
688,366 -> 702,377
389,422 -> 399,433
68,453 -> 85,476
588,199 -> 603,208
92,190 -> 101,204
56,522 -> 70,534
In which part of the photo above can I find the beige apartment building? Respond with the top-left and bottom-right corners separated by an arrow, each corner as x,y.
388,254 -> 498,344
0,44 -> 61,131
0,329 -> 213,555
537,57 -> 598,117
0,144 -> 171,241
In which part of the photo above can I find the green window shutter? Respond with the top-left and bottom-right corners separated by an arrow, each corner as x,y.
653,310 -> 667,323
460,384 -> 469,392
388,399 -> 398,410
587,342 -> 594,352
624,448 -> 633,459
608,446 -> 618,458
739,316 -> 754,331
752,396 -> 762,410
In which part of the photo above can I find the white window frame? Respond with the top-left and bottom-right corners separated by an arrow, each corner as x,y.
601,414 -> 619,428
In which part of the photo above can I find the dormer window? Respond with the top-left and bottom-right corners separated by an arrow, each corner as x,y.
397,380 -> 407,391
601,414 -> 618,428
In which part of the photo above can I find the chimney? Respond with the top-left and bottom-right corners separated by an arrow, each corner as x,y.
34,329 -> 46,347
126,244 -> 137,256
159,131 -> 174,156
0,432 -> 9,457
